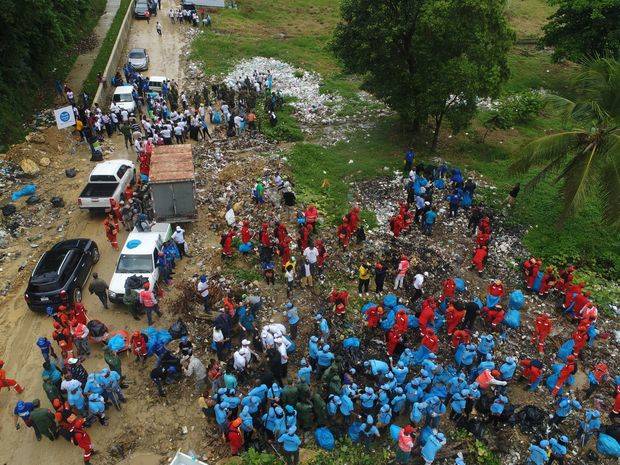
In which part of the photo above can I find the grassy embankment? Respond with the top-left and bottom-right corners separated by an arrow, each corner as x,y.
190,0 -> 620,297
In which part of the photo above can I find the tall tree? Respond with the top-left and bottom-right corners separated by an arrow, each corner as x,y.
511,58 -> 620,226
542,0 -> 620,62
331,0 -> 514,150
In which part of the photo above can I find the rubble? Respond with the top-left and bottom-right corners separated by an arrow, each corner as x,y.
19,158 -> 39,176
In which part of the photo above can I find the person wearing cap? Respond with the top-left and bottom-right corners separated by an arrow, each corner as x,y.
67,358 -> 88,387
391,361 -> 409,385
0,360 -> 24,394
377,403 -> 393,428
28,399 -> 58,441
70,417 -> 95,463
422,207 -> 437,236
317,344 -> 335,377
215,401 -> 230,436
422,429 -> 446,465
308,335 -> 319,370
88,392 -> 107,426
315,314 -> 330,341
327,394 -> 342,419
70,320 -> 90,357
278,425 -> 302,465
490,394 -> 508,424
584,362 -> 609,399
396,424 -> 416,464
578,409 -> 601,446
227,417 -> 244,455
548,436 -> 569,465
285,302 -> 300,340
360,415 -> 380,445
183,353 -> 207,393
360,387 -> 377,413
36,336 -> 56,364
13,400 -> 37,435
499,356 -> 517,381
550,393 -> 581,425
171,225 -> 187,258
297,359 -> 312,385
139,282 -> 162,326
88,272 -> 109,309
449,389 -> 467,420
391,387 -> 407,414
196,275 -> 210,312
527,440 -> 549,465
548,355 -> 577,397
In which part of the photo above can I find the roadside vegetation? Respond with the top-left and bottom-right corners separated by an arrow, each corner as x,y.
191,0 -> 620,288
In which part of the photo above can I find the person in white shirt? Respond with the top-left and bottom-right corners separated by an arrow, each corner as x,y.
197,275 -> 209,311
183,354 -> 207,393
412,272 -> 425,301
284,264 -> 295,298
303,242 -> 319,276
274,336 -> 289,378
212,326 -> 225,360
233,348 -> 248,373
134,137 -> 143,156
172,225 -> 187,258
121,109 -> 129,123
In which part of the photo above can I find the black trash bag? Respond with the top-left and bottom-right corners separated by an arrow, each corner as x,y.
65,168 -> 77,178
50,197 -> 65,208
169,319 -> 188,340
124,274 -> 148,292
26,195 -> 41,205
477,394 -> 494,415
2,204 -> 16,216
514,404 -> 547,434
87,319 -> 109,338
459,417 -> 485,439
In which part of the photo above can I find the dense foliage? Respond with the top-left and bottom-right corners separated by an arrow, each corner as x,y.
542,0 -> 620,62
484,91 -> 545,130
332,0 -> 514,150
0,0 -> 104,146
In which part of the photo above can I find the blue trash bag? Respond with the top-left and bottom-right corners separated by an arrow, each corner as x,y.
532,272 -> 544,293
503,309 -> 521,328
140,174 -> 149,183
461,191 -> 473,208
380,309 -> 396,331
157,329 -> 172,346
361,302 -> 377,314
107,334 -> 125,352
238,242 -> 253,253
407,314 -> 420,329
383,294 -> 398,309
343,337 -> 360,349
433,179 -> 445,189
348,422 -> 362,443
557,339 -> 575,361
597,433 -> 620,457
315,427 -> 335,451
143,327 -> 158,354
390,424 -> 401,442
12,184 -> 36,201
508,290 -> 525,311
212,112 -> 222,124
433,313 -> 445,331
473,297 -> 484,309
455,343 -> 466,364
454,278 -> 467,292
486,294 -> 501,308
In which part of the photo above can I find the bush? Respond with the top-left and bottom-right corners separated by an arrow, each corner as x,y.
258,104 -> 304,142
485,91 -> 544,129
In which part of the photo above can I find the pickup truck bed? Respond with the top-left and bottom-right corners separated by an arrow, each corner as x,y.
80,183 -> 117,198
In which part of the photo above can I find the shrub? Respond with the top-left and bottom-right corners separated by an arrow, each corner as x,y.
485,91 -> 544,129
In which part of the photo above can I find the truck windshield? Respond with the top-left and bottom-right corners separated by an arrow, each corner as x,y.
116,254 -> 153,273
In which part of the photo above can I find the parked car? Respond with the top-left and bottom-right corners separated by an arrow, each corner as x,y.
108,223 -> 172,304
78,159 -> 135,212
25,239 -> 100,312
128,48 -> 149,71
134,0 -> 150,18
111,85 -> 136,113
148,75 -> 168,94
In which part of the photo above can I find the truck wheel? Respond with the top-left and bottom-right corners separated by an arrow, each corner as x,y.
73,287 -> 83,303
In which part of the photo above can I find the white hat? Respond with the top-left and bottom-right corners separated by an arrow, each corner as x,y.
68,358 -> 78,364
241,339 -> 251,346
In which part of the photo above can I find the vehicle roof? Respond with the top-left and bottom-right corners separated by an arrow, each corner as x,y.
129,48 -> 146,54
114,85 -> 134,93
90,159 -> 133,176
120,231 -> 162,255
149,76 -> 167,82
150,144 -> 194,182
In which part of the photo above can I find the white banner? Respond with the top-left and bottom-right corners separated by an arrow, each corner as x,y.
54,105 -> 76,129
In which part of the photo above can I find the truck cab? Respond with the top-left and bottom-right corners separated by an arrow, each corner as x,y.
108,223 -> 172,303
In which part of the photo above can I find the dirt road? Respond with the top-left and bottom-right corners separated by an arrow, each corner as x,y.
0,2 -> 190,463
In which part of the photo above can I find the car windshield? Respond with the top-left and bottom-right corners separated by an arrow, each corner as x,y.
116,254 -> 153,273
129,50 -> 145,59
113,93 -> 133,103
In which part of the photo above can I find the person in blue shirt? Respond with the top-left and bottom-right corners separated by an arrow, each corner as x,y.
399,347 -> 414,367
423,208 -> 438,236
88,393 -> 108,425
447,373 -> 468,397
421,430 -> 446,464
278,426 -> 302,465
36,337 -> 55,364
500,356 -> 517,381
262,405 -> 286,440
419,369 -> 433,391
578,409 -> 601,446
455,452 -> 466,465
391,387 -> 407,414
410,400 -> 428,424
241,395 -> 261,415
285,302 -> 300,340
360,415 -> 380,444
377,403 -> 392,427
13,400 -> 35,430
550,394 -> 581,425
490,395 -> 508,423
378,388 -> 390,407
382,372 -> 397,392
477,335 -> 495,360
339,393 -> 354,419
360,387 -> 377,413
449,389 -> 467,420
308,336 -> 319,370
464,384 -> 481,419
327,395 -> 341,417
405,378 -> 424,404
404,148 -> 415,174
315,314 -> 330,340
84,373 -> 105,396
317,345 -> 335,377
67,385 -> 87,416
214,401 -> 230,435
548,436 -> 568,465
364,359 -> 389,377
239,405 -> 255,444
268,383 -> 282,404
425,396 -> 446,428
475,353 -> 495,378
527,440 -> 549,465
458,344 -> 477,369
447,193 -> 461,218
42,361 -> 62,388
297,358 -> 312,385
285,405 -> 297,430
392,361 -> 409,385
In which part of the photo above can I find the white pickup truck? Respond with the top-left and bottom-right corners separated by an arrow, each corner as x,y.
78,160 -> 135,211
108,223 -> 172,304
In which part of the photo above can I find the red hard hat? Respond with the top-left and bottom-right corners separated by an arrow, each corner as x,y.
60,290 -> 67,297
143,282 -> 150,289
567,355 -> 576,362
0,360 -> 4,367
52,398 -> 62,409
491,369 -> 500,377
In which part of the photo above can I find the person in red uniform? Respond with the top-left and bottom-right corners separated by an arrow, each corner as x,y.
571,291 -> 591,319
526,259 -> 542,291
347,206 -> 361,234
221,229 -> 236,257
389,213 -> 405,238
476,232 -> 490,248
442,278 -> 456,301
552,355 -> 577,396
52,321 -> 74,353
0,360 -> 24,393
276,222 -> 289,244
240,220 -> 252,244
223,294 -> 235,318
315,239 -> 327,274
471,246 -> 487,275
519,358 -> 544,390
305,205 -> 318,230
532,313 -> 552,353
365,306 -> 383,329
298,223 -> 311,250
421,328 -> 439,353
124,185 -> 133,202
72,302 -> 88,326
279,236 -> 292,268
103,213 -> 119,250
482,305 -> 505,330
386,328 -> 402,356
488,279 -> 505,298
556,265 -> 576,292
227,418 -> 244,455
612,381 -> 620,421
478,216 -> 491,235
139,152 -> 150,177
71,418 -> 95,463
418,298 -> 436,335
572,324 -> 589,357
446,303 -> 465,335
259,223 -> 271,247
329,289 -> 349,314
451,329 -> 471,349
130,331 -> 148,362
394,309 -> 409,334
336,217 -> 351,249
398,202 -> 413,228
538,266 -> 556,297
109,199 -> 123,223
562,282 -> 585,309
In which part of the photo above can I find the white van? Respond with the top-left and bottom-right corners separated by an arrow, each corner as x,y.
111,85 -> 136,113
148,76 -> 168,94
108,223 -> 172,303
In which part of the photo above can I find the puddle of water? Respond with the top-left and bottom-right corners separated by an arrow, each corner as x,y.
118,451 -> 163,465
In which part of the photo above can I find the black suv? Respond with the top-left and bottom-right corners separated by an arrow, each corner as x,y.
25,239 -> 100,312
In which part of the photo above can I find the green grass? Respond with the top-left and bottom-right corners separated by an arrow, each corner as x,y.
257,103 -> 304,142
83,0 -> 132,97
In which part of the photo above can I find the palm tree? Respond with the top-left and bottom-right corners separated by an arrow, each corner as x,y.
510,57 -> 620,227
